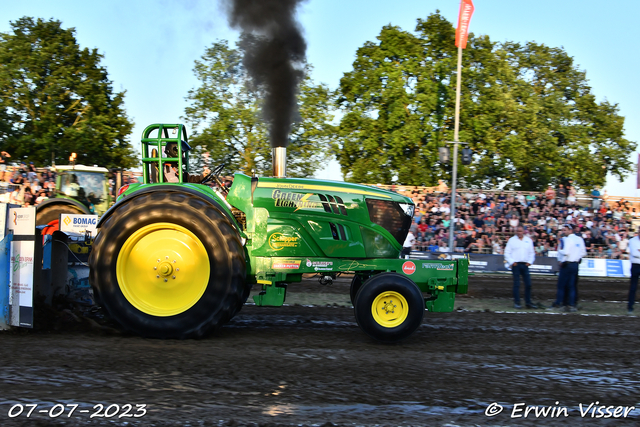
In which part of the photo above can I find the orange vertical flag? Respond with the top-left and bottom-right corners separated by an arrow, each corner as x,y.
455,0 -> 475,49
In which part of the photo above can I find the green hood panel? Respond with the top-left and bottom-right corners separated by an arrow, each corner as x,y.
227,174 -> 414,260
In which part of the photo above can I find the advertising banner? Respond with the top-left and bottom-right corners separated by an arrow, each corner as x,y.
528,260 -> 558,275
7,206 -> 35,328
623,260 -> 632,277
605,259 -> 625,277
579,258 -> 607,277
410,252 -> 560,274
600,259 -> 631,277
59,213 -> 99,237
411,252 -> 631,278
455,0 -> 475,49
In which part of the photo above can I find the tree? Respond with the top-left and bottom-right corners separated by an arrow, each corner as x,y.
0,17 -> 136,168
335,12 -> 636,190
183,37 -> 336,178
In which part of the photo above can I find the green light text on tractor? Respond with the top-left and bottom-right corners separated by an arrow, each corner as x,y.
88,124 -> 468,343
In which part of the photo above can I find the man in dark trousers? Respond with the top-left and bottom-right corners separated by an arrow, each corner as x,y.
627,228 -> 640,315
504,226 -> 537,309
555,224 -> 587,312
553,225 -> 569,309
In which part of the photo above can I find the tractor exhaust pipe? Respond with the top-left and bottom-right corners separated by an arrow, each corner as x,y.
273,147 -> 286,178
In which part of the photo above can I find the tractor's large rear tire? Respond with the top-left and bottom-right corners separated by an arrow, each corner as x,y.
354,272 -> 424,343
36,203 -> 86,226
89,191 -> 248,339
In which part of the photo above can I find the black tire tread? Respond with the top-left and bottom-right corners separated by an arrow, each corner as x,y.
353,272 -> 424,343
36,203 -> 85,226
89,190 -> 248,339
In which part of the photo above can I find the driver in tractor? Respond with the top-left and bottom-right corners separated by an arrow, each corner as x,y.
162,141 -> 207,183
63,174 -> 81,196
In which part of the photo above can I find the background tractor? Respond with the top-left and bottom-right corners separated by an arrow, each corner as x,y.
35,164 -> 111,226
89,124 -> 468,343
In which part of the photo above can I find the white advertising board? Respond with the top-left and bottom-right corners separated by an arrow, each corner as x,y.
575,258 -> 632,278
7,206 -> 35,235
578,258 -> 607,277
59,213 -> 99,237
7,206 -> 35,328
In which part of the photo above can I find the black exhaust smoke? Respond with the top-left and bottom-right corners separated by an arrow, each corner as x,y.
222,0 -> 307,149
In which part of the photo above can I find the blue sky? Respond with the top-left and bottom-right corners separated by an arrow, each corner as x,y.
2,1 -> 639,196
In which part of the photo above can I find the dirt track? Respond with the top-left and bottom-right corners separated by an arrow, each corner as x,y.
1,274 -> 639,426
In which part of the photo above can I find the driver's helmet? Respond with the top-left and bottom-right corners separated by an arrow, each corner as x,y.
164,141 -> 192,159
164,142 -> 179,158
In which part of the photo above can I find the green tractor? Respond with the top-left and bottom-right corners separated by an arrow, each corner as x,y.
89,124 -> 468,343
35,164 -> 111,226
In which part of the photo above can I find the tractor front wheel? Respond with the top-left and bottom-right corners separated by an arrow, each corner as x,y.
353,272 -> 424,343
89,191 -> 247,339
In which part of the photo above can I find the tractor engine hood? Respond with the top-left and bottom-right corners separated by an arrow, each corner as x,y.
227,174 -> 415,258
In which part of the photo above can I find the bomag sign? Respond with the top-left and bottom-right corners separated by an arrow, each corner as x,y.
271,190 -> 322,211
60,214 -> 99,237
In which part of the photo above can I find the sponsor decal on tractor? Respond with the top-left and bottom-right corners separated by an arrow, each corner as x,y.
402,261 -> 416,275
305,259 -> 334,271
272,190 -> 322,210
422,263 -> 455,271
269,233 -> 300,251
272,260 -> 301,270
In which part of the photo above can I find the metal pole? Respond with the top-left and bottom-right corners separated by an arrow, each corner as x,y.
448,44 -> 463,253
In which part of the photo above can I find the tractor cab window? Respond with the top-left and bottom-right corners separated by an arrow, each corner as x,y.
60,172 -> 107,208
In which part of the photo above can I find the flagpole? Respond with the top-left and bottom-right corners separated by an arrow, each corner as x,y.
448,44 -> 463,253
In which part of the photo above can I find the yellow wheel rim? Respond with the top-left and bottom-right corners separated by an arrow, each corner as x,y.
371,291 -> 409,328
116,222 -> 210,317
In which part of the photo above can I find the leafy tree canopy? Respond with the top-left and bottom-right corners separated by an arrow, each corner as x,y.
183,36 -> 336,178
335,12 -> 635,190
0,17 -> 136,169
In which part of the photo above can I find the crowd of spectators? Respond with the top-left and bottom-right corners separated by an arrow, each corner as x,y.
0,161 -> 141,207
401,183 -> 637,260
0,162 -> 57,206
0,156 -> 636,261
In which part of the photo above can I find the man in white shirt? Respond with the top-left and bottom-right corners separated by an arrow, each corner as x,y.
627,228 -> 640,315
401,227 -> 417,258
504,226 -> 537,309
554,224 -> 587,311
